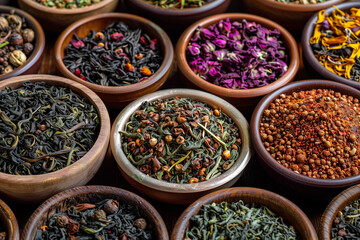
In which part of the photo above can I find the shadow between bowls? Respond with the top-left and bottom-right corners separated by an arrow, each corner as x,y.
110,89 -> 251,204
176,13 -> 299,113
302,2 -> 360,90
54,13 -> 174,109
0,5 -> 45,81
250,79 -> 360,199
0,74 -> 111,203
22,185 -> 169,240
0,198 -> 19,240
17,0 -> 119,32
171,187 -> 318,240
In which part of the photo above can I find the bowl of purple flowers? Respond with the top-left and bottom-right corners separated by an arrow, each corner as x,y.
176,13 -> 300,110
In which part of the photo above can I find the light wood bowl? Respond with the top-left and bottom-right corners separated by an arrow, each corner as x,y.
22,185 -> 169,240
0,74 -> 110,203
0,198 -> 19,240
17,0 -> 119,32
54,13 -> 174,108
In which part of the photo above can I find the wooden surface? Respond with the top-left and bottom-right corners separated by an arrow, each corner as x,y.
4,0 -> 357,238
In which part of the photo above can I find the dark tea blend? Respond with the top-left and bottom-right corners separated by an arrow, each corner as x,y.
120,97 -> 241,184
36,199 -> 153,240
0,82 -> 99,175
332,198 -> 360,239
63,22 -> 162,86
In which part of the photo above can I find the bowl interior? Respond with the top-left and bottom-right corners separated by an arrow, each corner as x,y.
111,89 -> 251,193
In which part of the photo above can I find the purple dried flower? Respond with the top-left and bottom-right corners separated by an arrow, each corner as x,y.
213,50 -> 226,61
188,43 -> 201,55
214,38 -> 227,48
201,29 -> 215,39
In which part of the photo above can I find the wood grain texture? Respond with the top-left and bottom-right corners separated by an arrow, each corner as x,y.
0,198 -> 19,240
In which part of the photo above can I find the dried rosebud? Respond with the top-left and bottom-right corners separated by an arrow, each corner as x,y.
22,28 -> 35,43
93,209 -> 107,221
9,33 -> 23,46
134,218 -> 147,230
103,199 -> 119,214
9,50 -> 26,67
67,221 -> 80,235
188,43 -> 201,55
70,39 -> 85,49
55,215 -> 69,228
150,39 -> 157,50
110,32 -> 124,41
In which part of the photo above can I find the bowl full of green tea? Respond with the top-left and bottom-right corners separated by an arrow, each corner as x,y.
34,0 -> 103,8
111,88 -> 251,204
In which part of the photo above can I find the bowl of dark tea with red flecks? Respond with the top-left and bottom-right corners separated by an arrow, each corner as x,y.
54,12 -> 174,108
171,187 -> 318,239
0,198 -> 19,240
251,79 -> 360,199
0,74 -> 110,203
110,88 -> 251,204
22,185 -> 169,240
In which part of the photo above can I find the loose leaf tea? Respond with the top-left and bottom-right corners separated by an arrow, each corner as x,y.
332,198 -> 360,239
120,97 -> 241,184
260,89 -> 360,179
184,201 -> 299,240
36,199 -> 153,240
310,7 -> 360,82
63,22 -> 162,86
274,0 -> 328,4
0,82 -> 99,175
143,0 -> 213,8
186,18 -> 288,89
0,10 -> 35,75
34,0 -> 103,8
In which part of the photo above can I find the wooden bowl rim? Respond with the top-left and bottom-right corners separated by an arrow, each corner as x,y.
250,79 -> 360,188
0,5 -> 45,80
176,13 -> 300,99
18,0 -> 117,15
171,187 -> 318,239
320,184 -> 360,239
0,74 -> 110,182
301,2 -> 360,89
22,185 -> 169,240
54,12 -> 174,95
110,88 -> 252,193
251,0 -> 345,12
0,198 -> 19,240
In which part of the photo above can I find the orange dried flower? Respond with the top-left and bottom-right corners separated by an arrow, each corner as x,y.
125,62 -> 135,72
140,66 -> 152,76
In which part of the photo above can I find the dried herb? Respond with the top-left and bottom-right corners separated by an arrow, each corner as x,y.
186,18 -> 288,89
260,89 -> 360,179
120,97 -> 241,184
0,81 -> 99,175
34,0 -> 103,8
310,7 -> 360,82
332,198 -> 360,239
36,199 -> 153,240
184,201 -> 300,240
144,0 -> 213,8
274,0 -> 328,4
63,22 -> 162,86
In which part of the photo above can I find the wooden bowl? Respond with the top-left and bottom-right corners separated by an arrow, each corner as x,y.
243,0 -> 345,34
320,184 -> 360,239
302,2 -> 360,90
0,74 -> 110,203
250,79 -> 360,199
55,13 -> 174,108
0,6 -> 45,81
0,198 -> 19,240
172,187 -> 318,240
22,185 -> 169,240
17,0 -> 119,32
110,89 -> 251,204
176,13 -> 299,112
124,0 -> 231,35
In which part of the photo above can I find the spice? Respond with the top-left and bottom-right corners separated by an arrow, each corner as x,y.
35,199 -> 153,240
332,198 -> 360,239
184,201 -> 299,240
274,0 -> 328,3
260,89 -> 360,179
120,97 -> 241,184
186,18 -> 288,89
310,7 -> 360,82
144,0 -> 213,8
63,22 -> 162,86
0,82 -> 99,175
34,0 -> 103,9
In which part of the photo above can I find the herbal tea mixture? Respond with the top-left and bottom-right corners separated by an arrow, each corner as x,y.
274,0 -> 328,4
120,97 -> 241,184
143,0 -> 213,8
332,198 -> 360,239
34,0 -> 103,8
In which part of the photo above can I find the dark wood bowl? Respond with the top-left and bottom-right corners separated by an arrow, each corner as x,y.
0,6 -> 45,80
0,74 -> 111,203
250,79 -> 360,199
243,0 -> 345,34
54,13 -> 174,108
22,185 -> 169,240
124,0 -> 231,36
175,13 -> 299,112
17,0 -> 119,32
172,187 -> 318,240
320,184 -> 360,239
0,198 -> 19,240
302,2 -> 360,90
